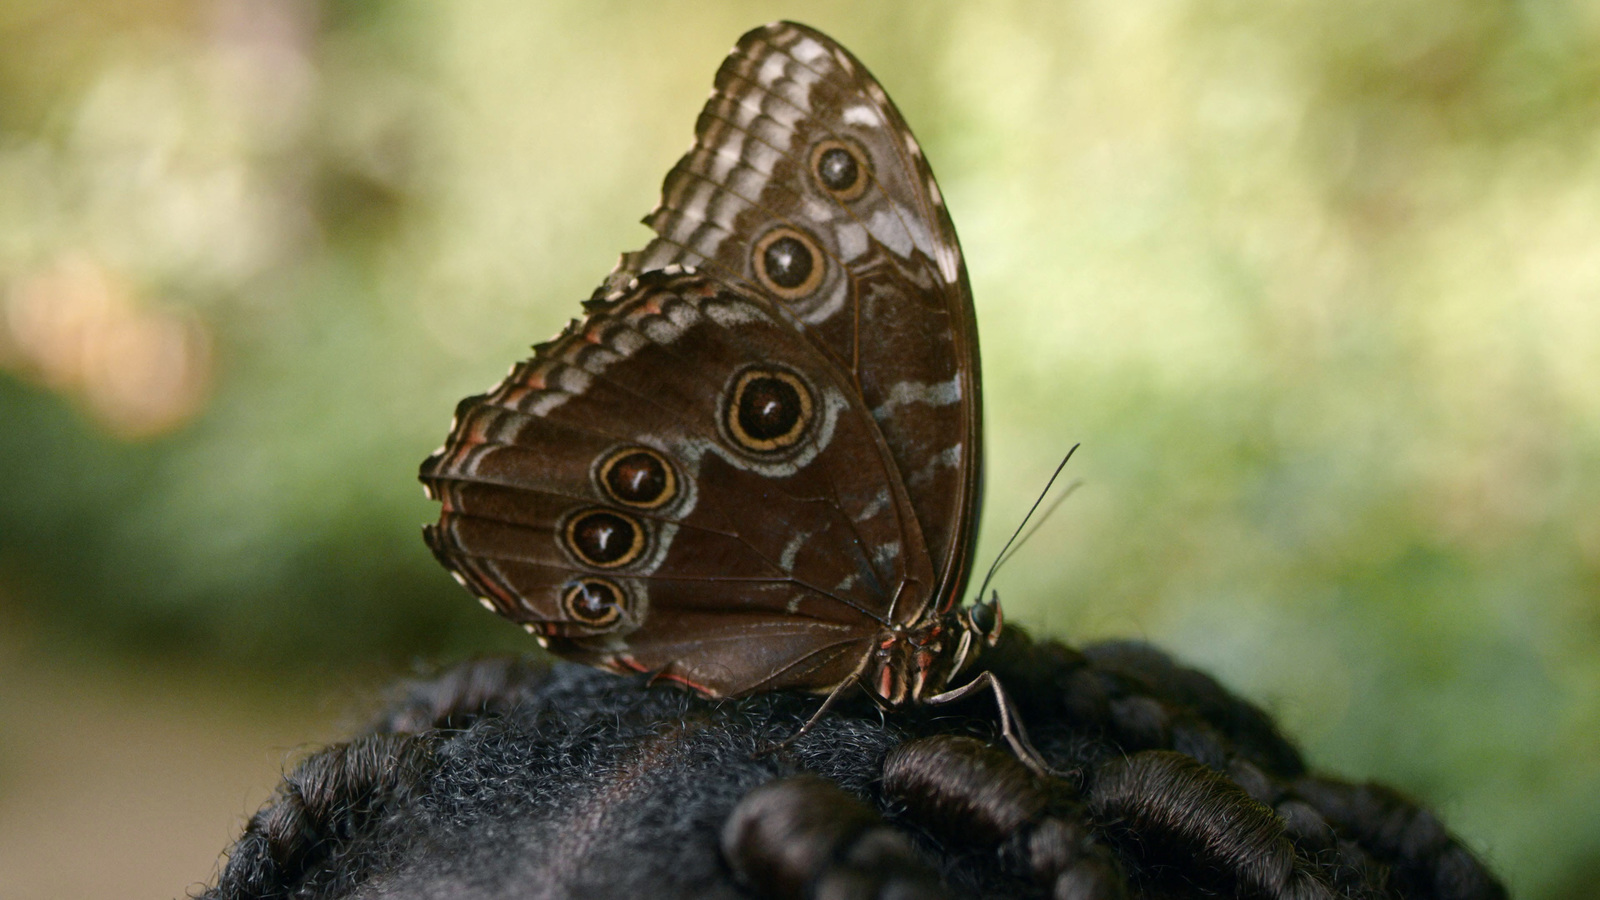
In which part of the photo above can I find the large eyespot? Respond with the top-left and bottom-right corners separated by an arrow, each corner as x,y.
810,139 -> 870,201
753,227 -> 825,299
597,446 -> 677,509
562,508 -> 646,569
723,366 -> 815,453
561,578 -> 625,628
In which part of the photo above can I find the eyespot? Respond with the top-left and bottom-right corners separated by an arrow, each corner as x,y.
597,446 -> 677,509
561,578 -> 625,627
810,139 -> 870,201
563,508 -> 646,569
753,227 -> 825,300
723,366 -> 815,453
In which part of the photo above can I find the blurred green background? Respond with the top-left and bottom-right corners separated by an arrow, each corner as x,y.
1,1 -> 1596,897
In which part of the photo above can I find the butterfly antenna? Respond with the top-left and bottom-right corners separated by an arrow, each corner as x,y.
973,444 -> 1080,601
993,478 -> 1083,576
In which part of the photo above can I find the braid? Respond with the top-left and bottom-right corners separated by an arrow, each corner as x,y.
722,775 -> 951,900
1289,776 -> 1508,900
204,733 -> 437,900
982,629 -> 1306,778
204,657 -> 553,900
1087,750 -> 1338,900
884,735 -> 1128,899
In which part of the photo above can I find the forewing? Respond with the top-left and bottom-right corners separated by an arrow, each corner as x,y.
601,21 -> 982,610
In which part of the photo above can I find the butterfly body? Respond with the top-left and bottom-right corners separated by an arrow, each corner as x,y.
421,22 -> 1017,729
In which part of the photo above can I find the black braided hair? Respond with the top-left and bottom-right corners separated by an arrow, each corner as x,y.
198,630 -> 1505,900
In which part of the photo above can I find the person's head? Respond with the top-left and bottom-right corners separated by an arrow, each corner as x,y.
201,633 -> 1505,900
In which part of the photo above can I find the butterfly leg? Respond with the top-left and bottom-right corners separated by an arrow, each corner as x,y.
751,673 -> 862,759
924,670 -> 1053,777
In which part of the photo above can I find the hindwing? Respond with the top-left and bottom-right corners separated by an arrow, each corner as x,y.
422,270 -> 936,697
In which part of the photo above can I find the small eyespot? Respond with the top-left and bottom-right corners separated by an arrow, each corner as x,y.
810,139 -> 870,201
753,227 -> 825,299
723,366 -> 815,453
597,447 -> 677,509
563,508 -> 646,569
562,578 -> 625,627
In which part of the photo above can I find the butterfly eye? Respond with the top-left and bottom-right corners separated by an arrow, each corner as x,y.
563,508 -> 647,569
810,139 -> 870,201
561,578 -> 626,627
597,447 -> 677,509
724,366 -> 815,454
753,227 -> 825,299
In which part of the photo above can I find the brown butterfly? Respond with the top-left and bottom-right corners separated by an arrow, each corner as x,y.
420,21 -> 1043,769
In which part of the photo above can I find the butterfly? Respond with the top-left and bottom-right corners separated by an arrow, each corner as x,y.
420,21 -> 1043,769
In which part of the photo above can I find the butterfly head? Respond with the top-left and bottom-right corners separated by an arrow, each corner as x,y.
965,592 -> 1004,649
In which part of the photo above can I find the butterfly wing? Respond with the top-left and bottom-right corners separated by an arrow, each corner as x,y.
602,21 -> 982,614
421,271 -> 936,697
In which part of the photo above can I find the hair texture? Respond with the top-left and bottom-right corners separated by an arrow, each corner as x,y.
198,631 -> 1506,900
